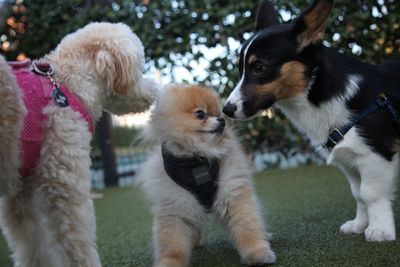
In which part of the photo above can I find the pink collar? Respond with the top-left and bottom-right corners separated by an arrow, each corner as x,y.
10,60 -> 94,177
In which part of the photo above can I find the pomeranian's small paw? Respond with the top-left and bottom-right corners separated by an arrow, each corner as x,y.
155,255 -> 187,267
242,244 -> 276,266
365,226 -> 396,242
340,219 -> 367,234
154,260 -> 185,267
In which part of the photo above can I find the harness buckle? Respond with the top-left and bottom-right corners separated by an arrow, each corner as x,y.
376,93 -> 388,107
376,93 -> 399,121
328,128 -> 344,145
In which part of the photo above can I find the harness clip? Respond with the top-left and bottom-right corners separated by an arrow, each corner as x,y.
328,128 -> 344,145
376,93 -> 389,107
376,93 -> 399,121
31,60 -> 55,77
32,60 -> 69,108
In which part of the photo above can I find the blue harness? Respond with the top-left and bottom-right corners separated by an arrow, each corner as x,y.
325,93 -> 399,149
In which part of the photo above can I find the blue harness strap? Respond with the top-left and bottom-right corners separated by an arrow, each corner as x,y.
325,93 -> 399,149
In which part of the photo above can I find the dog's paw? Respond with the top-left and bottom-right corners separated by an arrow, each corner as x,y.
340,220 -> 367,234
364,226 -> 396,242
242,245 -> 276,266
155,259 -> 186,267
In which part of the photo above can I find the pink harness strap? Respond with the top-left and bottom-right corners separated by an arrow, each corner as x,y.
10,61 -> 94,178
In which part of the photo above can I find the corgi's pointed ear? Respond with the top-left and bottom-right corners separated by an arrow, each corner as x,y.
293,0 -> 334,51
255,0 -> 280,31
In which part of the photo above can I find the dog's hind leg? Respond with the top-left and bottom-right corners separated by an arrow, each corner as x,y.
32,106 -> 101,267
338,165 -> 369,235
358,153 -> 398,242
0,56 -> 25,197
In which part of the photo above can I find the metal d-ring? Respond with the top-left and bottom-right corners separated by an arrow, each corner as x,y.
31,60 -> 55,77
31,60 -> 68,107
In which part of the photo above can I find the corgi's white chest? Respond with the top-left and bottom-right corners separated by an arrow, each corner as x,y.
275,74 -> 362,147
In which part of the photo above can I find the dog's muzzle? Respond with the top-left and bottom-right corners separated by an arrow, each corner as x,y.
213,117 -> 226,134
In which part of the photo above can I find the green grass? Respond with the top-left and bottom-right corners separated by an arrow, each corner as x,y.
1,165 -> 400,266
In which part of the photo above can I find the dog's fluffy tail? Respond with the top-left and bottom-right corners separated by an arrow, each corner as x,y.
0,56 -> 26,197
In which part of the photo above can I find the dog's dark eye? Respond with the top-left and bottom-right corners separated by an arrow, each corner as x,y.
194,110 -> 206,120
252,62 -> 266,75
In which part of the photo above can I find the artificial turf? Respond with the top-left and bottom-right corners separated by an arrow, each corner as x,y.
1,165 -> 400,266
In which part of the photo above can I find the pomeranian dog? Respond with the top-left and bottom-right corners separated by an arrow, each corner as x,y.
137,84 -> 276,267
0,22 -> 158,267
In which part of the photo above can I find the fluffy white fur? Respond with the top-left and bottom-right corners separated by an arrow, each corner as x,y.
0,22 -> 158,266
276,74 -> 361,147
137,84 -> 275,267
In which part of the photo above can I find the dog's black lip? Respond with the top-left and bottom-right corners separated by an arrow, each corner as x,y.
240,93 -> 276,118
259,93 -> 277,110
200,125 -> 225,135
210,128 -> 224,135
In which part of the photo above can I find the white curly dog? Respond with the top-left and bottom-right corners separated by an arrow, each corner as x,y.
0,22 -> 158,267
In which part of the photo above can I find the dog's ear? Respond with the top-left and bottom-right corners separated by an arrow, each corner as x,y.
95,47 -> 138,96
293,0 -> 334,51
255,0 -> 280,31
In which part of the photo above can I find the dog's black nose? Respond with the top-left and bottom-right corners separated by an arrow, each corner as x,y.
223,102 -> 237,117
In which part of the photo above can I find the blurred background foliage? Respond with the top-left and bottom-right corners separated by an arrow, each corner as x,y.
1,0 -> 399,156
91,126 -> 140,153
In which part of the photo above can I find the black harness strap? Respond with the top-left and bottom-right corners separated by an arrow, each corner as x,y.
325,93 -> 399,150
161,145 -> 219,211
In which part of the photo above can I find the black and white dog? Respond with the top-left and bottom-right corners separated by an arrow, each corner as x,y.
223,0 -> 400,242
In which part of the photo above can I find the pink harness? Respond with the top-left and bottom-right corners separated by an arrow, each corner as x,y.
9,61 -> 94,178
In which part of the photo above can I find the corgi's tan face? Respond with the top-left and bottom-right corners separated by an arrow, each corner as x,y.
152,85 -> 226,145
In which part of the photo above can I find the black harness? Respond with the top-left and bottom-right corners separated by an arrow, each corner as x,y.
325,93 -> 399,150
161,145 -> 220,211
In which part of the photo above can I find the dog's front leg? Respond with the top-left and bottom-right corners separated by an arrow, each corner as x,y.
358,153 -> 398,242
337,165 -> 369,235
34,107 -> 101,267
152,215 -> 194,267
218,185 -> 276,265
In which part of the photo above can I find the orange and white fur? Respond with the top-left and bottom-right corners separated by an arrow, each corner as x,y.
137,84 -> 275,267
0,22 -> 158,267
